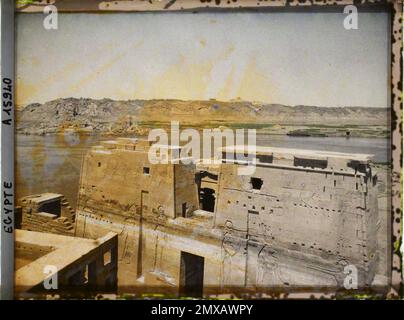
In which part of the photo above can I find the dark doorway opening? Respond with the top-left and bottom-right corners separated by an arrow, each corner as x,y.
182,202 -> 187,217
179,252 -> 204,297
38,200 -> 61,217
200,188 -> 216,212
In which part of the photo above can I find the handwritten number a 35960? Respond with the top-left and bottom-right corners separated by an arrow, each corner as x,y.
2,77 -> 13,126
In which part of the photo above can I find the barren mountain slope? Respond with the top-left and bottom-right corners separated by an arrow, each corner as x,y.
16,98 -> 389,135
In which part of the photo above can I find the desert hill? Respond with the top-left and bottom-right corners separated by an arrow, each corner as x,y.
16,98 -> 389,135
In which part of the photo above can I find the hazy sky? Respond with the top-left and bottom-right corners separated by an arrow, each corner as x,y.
16,11 -> 389,107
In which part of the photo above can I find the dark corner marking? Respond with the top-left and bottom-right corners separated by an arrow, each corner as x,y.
164,0 -> 177,10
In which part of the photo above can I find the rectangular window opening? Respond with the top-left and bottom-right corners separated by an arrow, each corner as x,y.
251,177 -> 263,190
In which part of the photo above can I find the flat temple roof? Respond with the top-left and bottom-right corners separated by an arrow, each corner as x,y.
21,193 -> 63,203
221,145 -> 373,162
15,230 -> 117,291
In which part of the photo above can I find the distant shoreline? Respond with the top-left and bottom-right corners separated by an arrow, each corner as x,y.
16,124 -> 390,139
16,98 -> 390,136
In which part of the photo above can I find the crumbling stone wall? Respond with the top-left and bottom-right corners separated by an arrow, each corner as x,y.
18,193 -> 76,236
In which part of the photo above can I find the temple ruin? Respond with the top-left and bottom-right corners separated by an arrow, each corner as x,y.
63,137 -> 380,296
16,193 -> 76,236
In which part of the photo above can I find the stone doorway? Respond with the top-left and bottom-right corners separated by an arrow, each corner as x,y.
179,251 -> 204,297
200,188 -> 216,212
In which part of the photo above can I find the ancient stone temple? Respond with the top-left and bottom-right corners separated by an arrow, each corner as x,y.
73,138 -> 380,296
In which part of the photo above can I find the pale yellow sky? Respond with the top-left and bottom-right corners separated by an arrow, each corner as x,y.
16,11 -> 389,107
